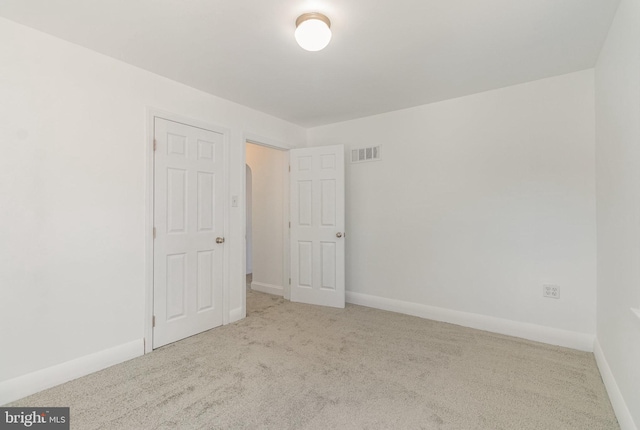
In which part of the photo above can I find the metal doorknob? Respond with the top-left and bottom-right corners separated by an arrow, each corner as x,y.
336,232 -> 343,238
216,237 -> 225,244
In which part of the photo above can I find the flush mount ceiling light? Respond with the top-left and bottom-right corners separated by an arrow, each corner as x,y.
295,12 -> 332,51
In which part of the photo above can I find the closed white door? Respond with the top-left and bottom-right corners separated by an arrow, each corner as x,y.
153,117 -> 225,348
290,145 -> 345,308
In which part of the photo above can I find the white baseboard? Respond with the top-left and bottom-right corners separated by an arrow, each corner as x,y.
229,307 -> 244,323
346,291 -> 594,351
0,339 -> 144,406
594,338 -> 637,430
251,281 -> 284,297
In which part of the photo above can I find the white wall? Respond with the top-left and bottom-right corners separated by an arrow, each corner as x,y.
594,0 -> 640,427
246,144 -> 287,296
308,70 -> 598,347
0,17 -> 305,399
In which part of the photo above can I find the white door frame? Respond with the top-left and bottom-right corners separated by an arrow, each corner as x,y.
144,108 -> 231,354
242,133 -> 291,318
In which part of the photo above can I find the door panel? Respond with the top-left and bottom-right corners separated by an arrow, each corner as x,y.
153,118 -> 224,348
290,145 -> 345,308
197,250 -> 215,311
321,242 -> 336,290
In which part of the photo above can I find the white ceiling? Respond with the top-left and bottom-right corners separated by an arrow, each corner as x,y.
0,0 -> 619,127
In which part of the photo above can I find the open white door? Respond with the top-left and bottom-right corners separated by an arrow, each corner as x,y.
153,117 -> 225,348
290,145 -> 345,308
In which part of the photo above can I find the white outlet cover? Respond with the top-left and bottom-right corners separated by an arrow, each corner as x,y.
543,284 -> 560,299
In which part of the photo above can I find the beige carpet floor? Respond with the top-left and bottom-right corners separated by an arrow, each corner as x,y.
11,291 -> 618,429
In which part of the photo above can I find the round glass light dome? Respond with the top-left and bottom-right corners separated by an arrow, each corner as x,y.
295,13 -> 332,52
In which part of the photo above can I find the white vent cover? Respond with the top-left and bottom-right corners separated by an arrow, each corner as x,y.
351,145 -> 381,163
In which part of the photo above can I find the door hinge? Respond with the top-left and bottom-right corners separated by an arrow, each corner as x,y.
289,278 -> 291,285
289,165 -> 291,172
152,315 -> 156,327
289,222 -> 291,228
153,139 -> 157,151
153,227 -> 156,239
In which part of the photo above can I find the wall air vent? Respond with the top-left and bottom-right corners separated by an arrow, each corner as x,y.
351,145 -> 381,163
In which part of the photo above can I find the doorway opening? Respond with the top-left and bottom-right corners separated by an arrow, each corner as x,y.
245,142 -> 290,301
241,140 -> 346,317
245,164 -> 253,290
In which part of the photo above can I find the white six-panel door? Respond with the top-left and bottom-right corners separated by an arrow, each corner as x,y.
290,145 -> 345,308
153,118 -> 225,348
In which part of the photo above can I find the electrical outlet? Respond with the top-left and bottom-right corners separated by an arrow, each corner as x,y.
543,284 -> 560,299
